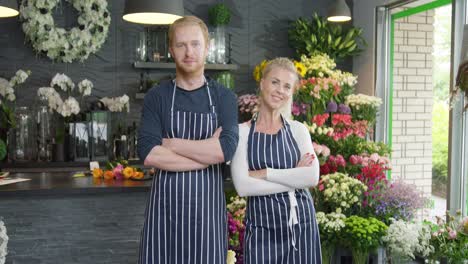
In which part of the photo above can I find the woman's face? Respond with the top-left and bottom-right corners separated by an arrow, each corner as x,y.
260,67 -> 297,111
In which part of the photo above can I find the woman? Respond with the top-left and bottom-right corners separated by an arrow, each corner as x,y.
231,58 -> 321,263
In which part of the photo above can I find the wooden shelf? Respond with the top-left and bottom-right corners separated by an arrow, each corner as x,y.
133,62 -> 239,71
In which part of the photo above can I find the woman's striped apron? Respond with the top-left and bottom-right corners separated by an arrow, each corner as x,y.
244,116 -> 321,264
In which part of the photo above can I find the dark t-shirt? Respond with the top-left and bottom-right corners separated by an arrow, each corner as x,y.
137,77 -> 239,163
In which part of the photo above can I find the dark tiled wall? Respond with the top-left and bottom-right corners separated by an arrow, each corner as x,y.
0,192 -> 148,264
0,0 -> 330,124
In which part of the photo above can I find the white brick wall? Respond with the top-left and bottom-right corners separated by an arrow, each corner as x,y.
392,10 -> 434,201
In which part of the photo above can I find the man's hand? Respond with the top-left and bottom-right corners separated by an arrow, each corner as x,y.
162,138 -> 177,151
212,127 -> 222,138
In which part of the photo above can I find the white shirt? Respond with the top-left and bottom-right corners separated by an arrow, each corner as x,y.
230,119 -> 320,197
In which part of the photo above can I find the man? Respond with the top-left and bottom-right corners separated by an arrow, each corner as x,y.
137,16 -> 239,264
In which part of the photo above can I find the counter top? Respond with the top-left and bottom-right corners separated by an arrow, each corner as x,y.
0,171 -> 152,196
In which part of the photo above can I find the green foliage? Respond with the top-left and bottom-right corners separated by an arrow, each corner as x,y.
214,71 -> 235,90
340,216 -> 388,253
208,3 -> 231,26
432,101 -> 449,184
288,13 -> 366,61
0,138 -> 6,161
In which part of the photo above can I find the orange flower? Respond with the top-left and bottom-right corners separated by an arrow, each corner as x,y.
123,167 -> 134,179
132,171 -> 145,179
103,170 -> 114,180
92,168 -> 103,178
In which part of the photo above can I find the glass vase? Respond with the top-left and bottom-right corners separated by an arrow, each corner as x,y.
89,111 -> 110,161
352,249 -> 370,264
214,25 -> 226,64
68,121 -> 90,162
12,106 -> 36,162
36,100 -> 52,161
321,244 -> 335,264
136,31 -> 148,62
206,30 -> 216,64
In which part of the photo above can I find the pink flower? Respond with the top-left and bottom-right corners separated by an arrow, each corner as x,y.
336,155 -> 346,167
322,146 -> 330,157
349,155 -> 359,165
113,164 -> 124,180
314,143 -> 323,155
318,184 -> 325,191
448,230 -> 457,240
292,102 -> 301,116
370,153 -> 380,162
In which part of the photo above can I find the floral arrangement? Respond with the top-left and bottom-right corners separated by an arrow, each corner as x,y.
20,0 -> 111,63
237,94 -> 259,122
340,216 -> 388,264
373,180 -> 428,224
92,160 -> 144,180
428,211 -> 468,262
345,94 -> 383,126
100,95 -> 130,113
316,211 -> 346,263
382,218 -> 422,260
226,196 -> 246,264
0,69 -> 31,130
312,142 -> 330,164
252,59 -> 307,83
314,172 -> 367,215
38,73 -> 93,117
0,220 -> 7,264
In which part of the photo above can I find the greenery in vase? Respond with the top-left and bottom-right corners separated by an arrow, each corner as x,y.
340,216 -> 387,264
428,211 -> 468,262
0,69 -> 31,131
288,13 -> 366,60
208,3 -> 231,26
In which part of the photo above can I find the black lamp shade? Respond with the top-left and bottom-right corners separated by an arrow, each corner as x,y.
123,0 -> 184,25
0,0 -> 19,18
327,0 -> 351,22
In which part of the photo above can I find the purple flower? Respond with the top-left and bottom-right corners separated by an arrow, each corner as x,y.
326,101 -> 337,113
292,102 -> 301,116
338,104 -> 351,114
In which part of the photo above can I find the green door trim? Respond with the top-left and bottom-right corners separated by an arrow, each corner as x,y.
387,0 -> 452,180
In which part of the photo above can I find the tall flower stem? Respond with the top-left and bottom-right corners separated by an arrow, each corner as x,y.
351,249 -> 369,264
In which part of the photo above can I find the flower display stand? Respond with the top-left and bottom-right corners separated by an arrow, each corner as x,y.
332,246 -> 386,264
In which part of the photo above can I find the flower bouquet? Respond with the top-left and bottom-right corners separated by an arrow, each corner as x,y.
428,211 -> 468,262
0,70 -> 31,137
345,93 -> 382,127
340,216 -> 387,264
237,94 -> 259,122
226,196 -> 246,264
313,172 -> 367,215
382,219 -> 424,261
316,211 -> 346,263
91,160 -> 145,181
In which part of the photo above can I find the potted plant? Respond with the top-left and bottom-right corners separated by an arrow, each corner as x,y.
208,3 -> 231,64
288,13 -> 366,61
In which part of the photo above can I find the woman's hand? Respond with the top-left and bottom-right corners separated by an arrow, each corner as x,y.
297,153 -> 315,167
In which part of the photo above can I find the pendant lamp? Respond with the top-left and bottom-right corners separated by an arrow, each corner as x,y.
327,0 -> 352,22
123,0 -> 184,25
0,0 -> 19,18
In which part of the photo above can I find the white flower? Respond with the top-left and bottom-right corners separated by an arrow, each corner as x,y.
0,220 -> 8,261
100,94 -> 130,113
51,73 -> 75,92
226,250 -> 236,264
78,79 -> 93,96
382,219 -> 421,259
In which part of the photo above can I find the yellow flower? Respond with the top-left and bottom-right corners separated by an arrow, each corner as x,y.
92,168 -> 103,178
294,61 -> 307,77
226,250 -> 237,264
123,167 -> 134,179
253,60 -> 268,83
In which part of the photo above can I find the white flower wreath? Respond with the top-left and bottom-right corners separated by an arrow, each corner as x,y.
20,0 -> 111,63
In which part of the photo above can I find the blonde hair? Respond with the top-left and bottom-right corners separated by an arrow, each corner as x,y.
260,57 -> 299,119
168,16 -> 209,47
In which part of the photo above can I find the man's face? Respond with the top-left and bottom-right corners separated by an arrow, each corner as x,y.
169,25 -> 208,75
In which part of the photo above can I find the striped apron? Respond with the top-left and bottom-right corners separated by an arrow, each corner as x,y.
244,116 -> 322,264
139,79 -> 227,264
